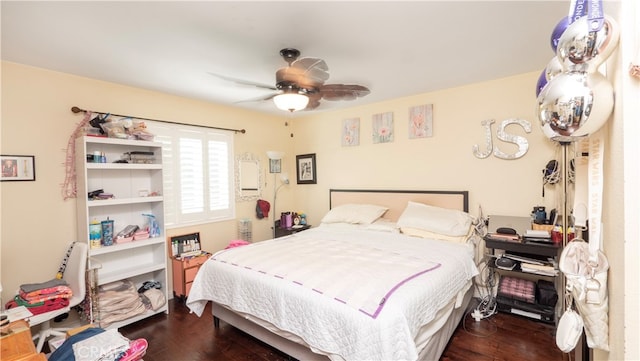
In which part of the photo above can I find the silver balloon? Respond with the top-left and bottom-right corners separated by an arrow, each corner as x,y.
545,57 -> 563,82
537,71 -> 613,142
556,15 -> 620,73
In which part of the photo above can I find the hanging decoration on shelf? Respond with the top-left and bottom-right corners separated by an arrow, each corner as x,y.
536,0 -> 620,143
62,110 -> 92,200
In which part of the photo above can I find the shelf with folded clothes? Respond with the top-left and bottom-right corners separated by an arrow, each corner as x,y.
91,278 -> 167,331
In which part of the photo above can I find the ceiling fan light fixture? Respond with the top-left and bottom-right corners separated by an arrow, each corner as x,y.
273,93 -> 309,112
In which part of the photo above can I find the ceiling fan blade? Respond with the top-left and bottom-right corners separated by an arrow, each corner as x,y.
277,57 -> 330,88
234,92 -> 279,104
209,72 -> 277,91
303,92 -> 323,110
292,57 -> 330,82
317,84 -> 370,101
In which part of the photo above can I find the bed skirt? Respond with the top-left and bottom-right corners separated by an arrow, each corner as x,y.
211,285 -> 474,361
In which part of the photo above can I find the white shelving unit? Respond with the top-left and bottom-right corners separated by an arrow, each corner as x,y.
75,136 -> 169,328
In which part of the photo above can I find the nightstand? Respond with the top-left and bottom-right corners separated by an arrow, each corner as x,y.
274,220 -> 311,238
484,236 -> 561,324
171,252 -> 210,301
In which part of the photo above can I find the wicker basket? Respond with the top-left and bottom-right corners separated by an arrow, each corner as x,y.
531,223 -> 554,232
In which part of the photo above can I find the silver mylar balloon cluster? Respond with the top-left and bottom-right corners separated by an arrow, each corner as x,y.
536,12 -> 620,143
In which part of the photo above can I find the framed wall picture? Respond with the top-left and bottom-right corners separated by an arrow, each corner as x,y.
408,104 -> 433,139
1,155 -> 35,181
296,153 -> 316,184
342,117 -> 360,146
372,112 -> 394,144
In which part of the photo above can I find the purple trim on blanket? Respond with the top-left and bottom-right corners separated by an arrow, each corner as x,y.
212,248 -> 442,319
361,263 -> 441,318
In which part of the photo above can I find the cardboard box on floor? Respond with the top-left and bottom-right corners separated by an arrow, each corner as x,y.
66,324 -> 96,338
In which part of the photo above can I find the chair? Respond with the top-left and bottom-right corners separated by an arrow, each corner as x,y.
28,241 -> 88,353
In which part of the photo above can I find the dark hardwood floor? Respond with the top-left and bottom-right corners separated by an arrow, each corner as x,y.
118,299 -> 571,361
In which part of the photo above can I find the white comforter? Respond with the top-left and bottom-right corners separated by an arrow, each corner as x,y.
187,226 -> 478,361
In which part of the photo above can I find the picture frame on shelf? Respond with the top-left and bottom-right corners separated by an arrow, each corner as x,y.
296,153 -> 316,184
1,155 -> 35,181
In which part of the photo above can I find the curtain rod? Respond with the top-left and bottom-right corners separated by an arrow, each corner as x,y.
71,106 -> 246,134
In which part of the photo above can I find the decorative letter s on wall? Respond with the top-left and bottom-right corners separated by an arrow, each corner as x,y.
472,118 -> 531,160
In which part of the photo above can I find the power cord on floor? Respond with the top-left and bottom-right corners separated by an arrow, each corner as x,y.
472,294 -> 496,321
473,255 -> 499,320
463,254 -> 500,337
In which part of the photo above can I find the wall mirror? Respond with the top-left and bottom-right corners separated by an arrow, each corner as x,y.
235,152 -> 263,202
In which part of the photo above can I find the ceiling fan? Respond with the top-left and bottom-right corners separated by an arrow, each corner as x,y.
213,48 -> 370,112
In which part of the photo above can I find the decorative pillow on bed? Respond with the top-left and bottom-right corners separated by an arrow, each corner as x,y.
320,203 -> 388,224
397,201 -> 473,238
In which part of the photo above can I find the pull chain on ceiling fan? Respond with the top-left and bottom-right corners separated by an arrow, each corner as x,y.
212,48 -> 370,112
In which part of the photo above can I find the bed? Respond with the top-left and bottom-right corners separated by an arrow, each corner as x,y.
187,189 -> 479,361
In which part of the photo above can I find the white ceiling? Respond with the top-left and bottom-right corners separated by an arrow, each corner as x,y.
1,1 -> 617,116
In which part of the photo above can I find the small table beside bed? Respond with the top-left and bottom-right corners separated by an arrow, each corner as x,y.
187,189 -> 480,361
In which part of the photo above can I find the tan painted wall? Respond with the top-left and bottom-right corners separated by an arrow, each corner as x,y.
288,72 -> 558,226
0,61 -> 294,302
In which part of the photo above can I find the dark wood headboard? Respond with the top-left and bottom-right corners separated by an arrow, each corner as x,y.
329,189 -> 469,222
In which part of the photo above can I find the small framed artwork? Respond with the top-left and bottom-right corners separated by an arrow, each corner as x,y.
269,159 -> 281,173
372,112 -> 394,144
342,117 -> 360,146
409,104 -> 433,139
1,155 -> 35,181
296,153 -> 317,184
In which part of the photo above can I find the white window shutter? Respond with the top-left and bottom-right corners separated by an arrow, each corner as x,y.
146,121 -> 235,227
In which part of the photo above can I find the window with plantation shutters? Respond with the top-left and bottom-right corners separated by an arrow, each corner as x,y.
148,121 -> 235,227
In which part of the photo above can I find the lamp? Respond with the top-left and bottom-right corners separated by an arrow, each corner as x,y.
273,93 -> 309,112
273,173 -> 290,238
266,151 -> 284,160
267,151 -> 284,173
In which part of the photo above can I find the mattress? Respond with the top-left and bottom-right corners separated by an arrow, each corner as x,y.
187,225 -> 478,361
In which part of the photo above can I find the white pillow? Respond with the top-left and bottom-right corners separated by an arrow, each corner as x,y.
317,222 -> 362,230
397,201 -> 473,237
321,203 -> 388,224
401,225 -> 474,243
363,218 -> 400,233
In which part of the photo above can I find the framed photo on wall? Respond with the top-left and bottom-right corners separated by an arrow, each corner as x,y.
1,155 -> 35,181
296,153 -> 316,184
